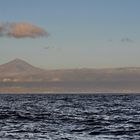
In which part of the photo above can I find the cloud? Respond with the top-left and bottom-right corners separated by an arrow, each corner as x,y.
44,46 -> 51,50
0,22 -> 48,38
44,46 -> 55,50
121,38 -> 134,43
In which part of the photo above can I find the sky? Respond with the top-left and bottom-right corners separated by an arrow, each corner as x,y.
0,0 -> 140,69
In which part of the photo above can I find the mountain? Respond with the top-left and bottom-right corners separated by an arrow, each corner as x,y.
0,59 -> 140,93
0,59 -> 46,82
0,58 -> 44,74
1,59 -> 140,82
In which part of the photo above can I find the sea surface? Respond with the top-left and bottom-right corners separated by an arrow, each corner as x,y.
0,93 -> 140,140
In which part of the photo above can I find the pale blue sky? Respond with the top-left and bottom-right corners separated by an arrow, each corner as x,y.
0,0 -> 140,69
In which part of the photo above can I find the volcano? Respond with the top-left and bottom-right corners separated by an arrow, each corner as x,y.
0,58 -> 45,74
0,59 -> 46,81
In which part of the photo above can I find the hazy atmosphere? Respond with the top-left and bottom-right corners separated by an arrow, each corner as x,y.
0,0 -> 140,69
1,1 -> 140,140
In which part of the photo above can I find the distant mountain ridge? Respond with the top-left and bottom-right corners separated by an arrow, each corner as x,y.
1,59 -> 140,93
0,58 -> 140,82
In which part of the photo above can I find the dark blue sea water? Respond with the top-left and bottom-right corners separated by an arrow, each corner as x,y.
0,94 -> 140,140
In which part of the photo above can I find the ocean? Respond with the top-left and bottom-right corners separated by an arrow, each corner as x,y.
0,93 -> 140,140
